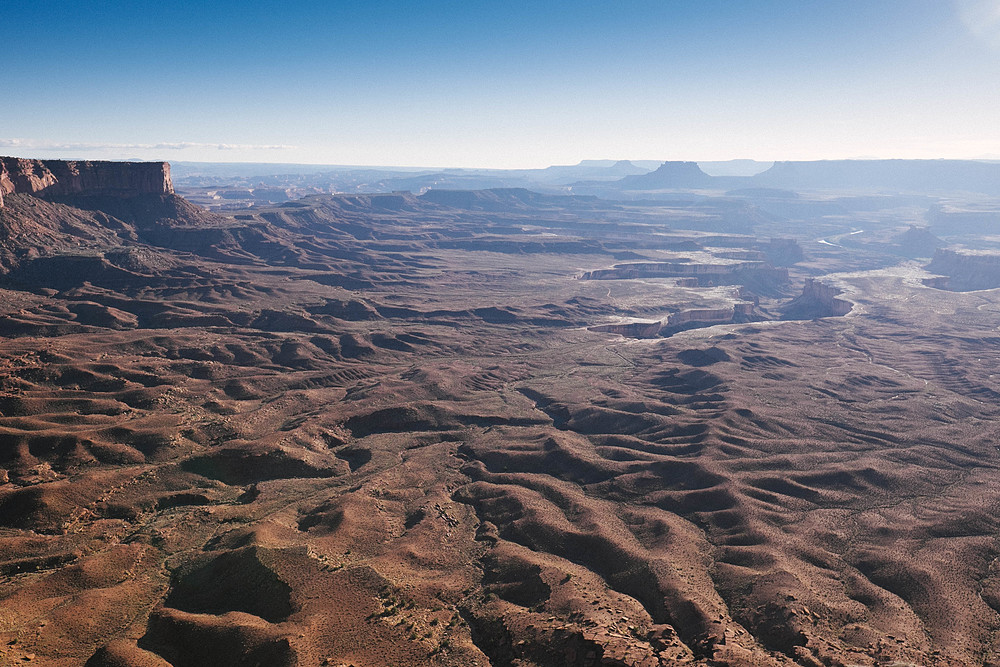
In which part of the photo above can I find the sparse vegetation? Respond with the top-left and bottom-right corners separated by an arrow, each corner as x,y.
3,156 -> 1000,667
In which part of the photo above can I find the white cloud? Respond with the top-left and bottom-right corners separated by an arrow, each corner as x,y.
0,138 -> 295,151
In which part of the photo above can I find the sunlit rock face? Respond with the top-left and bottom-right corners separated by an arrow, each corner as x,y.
0,157 -> 173,206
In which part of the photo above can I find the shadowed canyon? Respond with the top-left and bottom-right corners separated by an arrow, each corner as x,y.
4,157 -> 1000,666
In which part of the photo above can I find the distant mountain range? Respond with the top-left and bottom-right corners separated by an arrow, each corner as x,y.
170,159 -> 665,204
571,159 -> 1000,198
171,158 -> 1000,204
171,159 -> 661,188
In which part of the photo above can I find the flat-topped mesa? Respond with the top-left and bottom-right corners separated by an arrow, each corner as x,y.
667,303 -> 755,327
925,247 -> 1000,291
578,260 -> 789,295
589,303 -> 758,339
615,160 -> 715,189
0,157 -> 173,207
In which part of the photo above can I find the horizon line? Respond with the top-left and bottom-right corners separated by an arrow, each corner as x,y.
4,155 -> 1000,171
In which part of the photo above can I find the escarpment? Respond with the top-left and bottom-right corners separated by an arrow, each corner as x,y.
579,260 -> 788,294
780,278 -> 853,319
0,157 -> 173,207
588,303 -> 759,338
925,247 -> 1000,291
0,158 -> 278,276
667,303 -> 755,326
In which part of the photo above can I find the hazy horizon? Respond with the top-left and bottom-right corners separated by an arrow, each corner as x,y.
6,1 -> 1000,167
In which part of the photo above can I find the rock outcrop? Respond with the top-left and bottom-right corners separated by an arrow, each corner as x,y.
589,303 -> 757,338
579,260 -> 788,295
758,237 -> 804,266
588,319 -> 666,338
925,247 -> 1000,291
613,161 -> 715,190
0,157 -> 173,207
667,303 -> 754,327
780,279 -> 853,319
893,225 -> 943,258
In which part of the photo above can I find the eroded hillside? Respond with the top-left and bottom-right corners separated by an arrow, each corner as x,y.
1,161 -> 1000,666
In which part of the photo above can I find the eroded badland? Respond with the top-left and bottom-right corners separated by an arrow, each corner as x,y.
3,157 -> 1000,666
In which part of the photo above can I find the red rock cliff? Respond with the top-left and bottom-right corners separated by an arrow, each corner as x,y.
0,157 -> 173,207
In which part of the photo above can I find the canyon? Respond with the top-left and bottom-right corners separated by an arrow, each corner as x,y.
1,157 -> 1000,666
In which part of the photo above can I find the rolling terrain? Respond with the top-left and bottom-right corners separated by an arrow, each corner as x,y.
2,159 -> 1000,666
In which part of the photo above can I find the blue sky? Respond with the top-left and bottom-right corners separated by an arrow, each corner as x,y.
4,1 -> 999,167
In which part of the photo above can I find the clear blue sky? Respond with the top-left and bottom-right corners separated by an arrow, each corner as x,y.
4,0 -> 999,167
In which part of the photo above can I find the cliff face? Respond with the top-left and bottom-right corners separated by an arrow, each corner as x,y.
926,247 -> 1000,291
0,157 -> 173,207
780,279 -> 853,319
589,303 -> 758,339
579,260 -> 788,295
667,305 -> 751,327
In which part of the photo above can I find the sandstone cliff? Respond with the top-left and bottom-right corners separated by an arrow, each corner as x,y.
926,247 -> 1000,291
667,303 -> 755,327
780,279 -> 853,319
581,260 -> 773,280
579,260 -> 788,295
0,157 -> 173,207
589,303 -> 757,338
588,319 -> 666,338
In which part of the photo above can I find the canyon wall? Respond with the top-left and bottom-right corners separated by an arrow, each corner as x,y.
579,260 -> 788,295
588,319 -> 665,338
926,247 -> 1000,291
589,303 -> 757,338
780,279 -> 853,319
667,306 -> 740,327
0,157 -> 173,207
580,260 -> 768,280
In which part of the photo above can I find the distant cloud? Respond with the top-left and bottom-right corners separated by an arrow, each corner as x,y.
0,138 -> 295,151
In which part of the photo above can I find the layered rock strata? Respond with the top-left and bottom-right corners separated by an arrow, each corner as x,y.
589,303 -> 757,338
0,157 -> 173,207
925,247 -> 1000,291
780,278 -> 853,319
